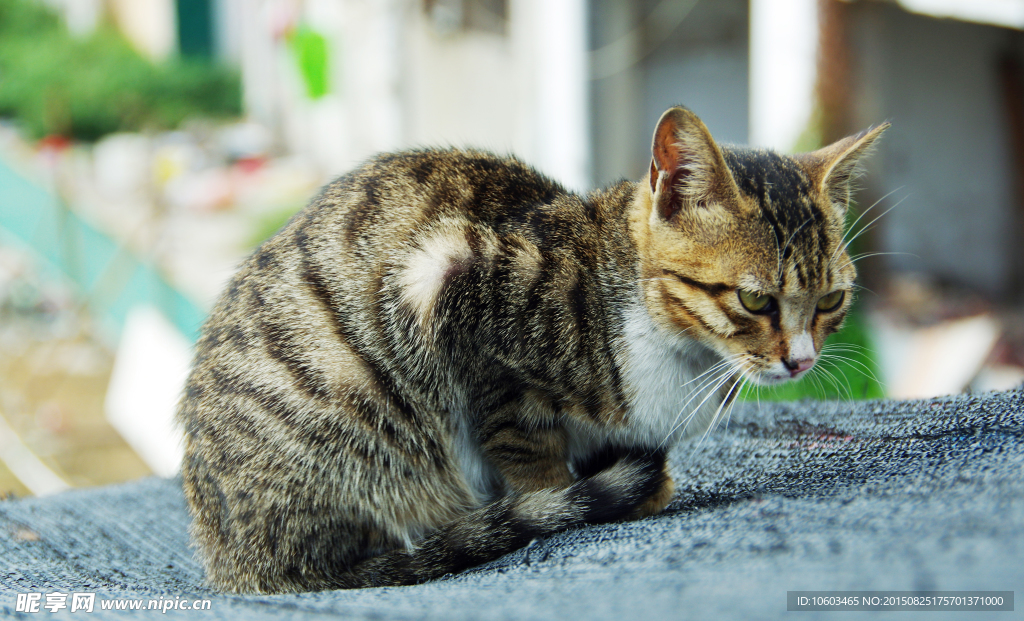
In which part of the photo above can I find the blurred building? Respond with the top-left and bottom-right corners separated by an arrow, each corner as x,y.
225,0 -> 748,192
217,0 -> 591,191
835,0 -> 1024,302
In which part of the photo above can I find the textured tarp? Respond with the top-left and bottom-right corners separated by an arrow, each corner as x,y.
1,390 -> 1022,620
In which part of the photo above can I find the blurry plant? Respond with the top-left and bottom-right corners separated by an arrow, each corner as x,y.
0,0 -> 241,141
245,203 -> 305,250
287,26 -> 330,100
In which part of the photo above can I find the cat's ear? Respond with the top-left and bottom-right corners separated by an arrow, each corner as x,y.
798,122 -> 890,217
649,107 -> 741,221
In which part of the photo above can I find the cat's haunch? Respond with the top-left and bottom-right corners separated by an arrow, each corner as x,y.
178,106 -> 887,593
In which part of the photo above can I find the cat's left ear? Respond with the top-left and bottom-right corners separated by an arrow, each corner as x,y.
649,107 -> 743,222
798,122 -> 890,217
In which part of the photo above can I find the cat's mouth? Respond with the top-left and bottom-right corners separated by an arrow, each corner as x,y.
749,372 -> 792,386
742,360 -> 816,386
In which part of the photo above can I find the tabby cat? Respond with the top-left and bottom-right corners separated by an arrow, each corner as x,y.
178,107 -> 887,593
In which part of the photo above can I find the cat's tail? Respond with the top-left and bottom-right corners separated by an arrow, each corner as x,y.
329,448 -> 667,589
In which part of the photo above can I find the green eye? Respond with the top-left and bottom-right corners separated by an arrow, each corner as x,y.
816,290 -> 845,312
738,290 -> 773,313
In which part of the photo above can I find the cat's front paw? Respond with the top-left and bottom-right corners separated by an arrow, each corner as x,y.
629,469 -> 674,519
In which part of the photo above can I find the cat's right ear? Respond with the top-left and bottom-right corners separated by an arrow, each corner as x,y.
798,122 -> 890,218
649,107 -> 740,221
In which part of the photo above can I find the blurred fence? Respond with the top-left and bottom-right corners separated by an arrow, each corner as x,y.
0,158 -> 204,343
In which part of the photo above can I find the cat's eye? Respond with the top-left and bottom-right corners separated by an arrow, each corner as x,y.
738,290 -> 773,313
816,290 -> 845,312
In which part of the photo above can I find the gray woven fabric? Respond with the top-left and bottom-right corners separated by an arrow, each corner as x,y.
1,390 -> 1022,620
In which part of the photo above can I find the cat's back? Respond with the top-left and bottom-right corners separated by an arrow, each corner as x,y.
300,148 -> 567,251
183,148 -> 578,428
194,149 -> 562,344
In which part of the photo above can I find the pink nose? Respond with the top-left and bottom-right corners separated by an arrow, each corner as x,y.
785,358 -> 814,377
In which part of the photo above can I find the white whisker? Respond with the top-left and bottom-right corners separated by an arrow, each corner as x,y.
813,361 -> 853,403
656,365 -> 736,448
677,356 -> 740,389
834,250 -> 918,272
828,193 -> 908,270
685,375 -> 740,457
661,367 -> 737,448
819,352 -> 884,388
827,186 -> 904,268
721,375 -> 749,431
697,375 -> 742,446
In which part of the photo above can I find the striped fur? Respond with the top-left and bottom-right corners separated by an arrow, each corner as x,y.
178,107 -> 887,593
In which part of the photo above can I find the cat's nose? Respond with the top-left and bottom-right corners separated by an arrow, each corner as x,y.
782,357 -> 814,377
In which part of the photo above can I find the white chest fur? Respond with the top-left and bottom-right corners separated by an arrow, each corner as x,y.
567,303 -> 727,460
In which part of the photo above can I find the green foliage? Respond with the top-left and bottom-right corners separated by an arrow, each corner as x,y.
288,26 -> 330,100
0,0 -> 241,141
246,203 -> 304,250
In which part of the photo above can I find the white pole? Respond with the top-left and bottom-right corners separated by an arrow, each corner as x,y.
532,0 -> 591,191
749,0 -> 819,151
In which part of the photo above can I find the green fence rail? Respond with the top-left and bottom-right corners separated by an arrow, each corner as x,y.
0,158 -> 205,342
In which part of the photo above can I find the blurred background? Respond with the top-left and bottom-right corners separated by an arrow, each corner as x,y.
0,0 -> 1022,497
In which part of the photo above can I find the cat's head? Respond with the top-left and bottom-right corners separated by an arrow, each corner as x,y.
634,106 -> 888,386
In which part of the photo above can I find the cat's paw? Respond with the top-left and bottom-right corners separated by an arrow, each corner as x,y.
628,471 -> 674,519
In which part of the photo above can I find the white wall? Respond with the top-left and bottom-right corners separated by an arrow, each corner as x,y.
405,0 -> 590,190
851,3 -> 1016,296
644,0 -> 749,147
749,0 -> 818,151
589,0 -> 750,188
